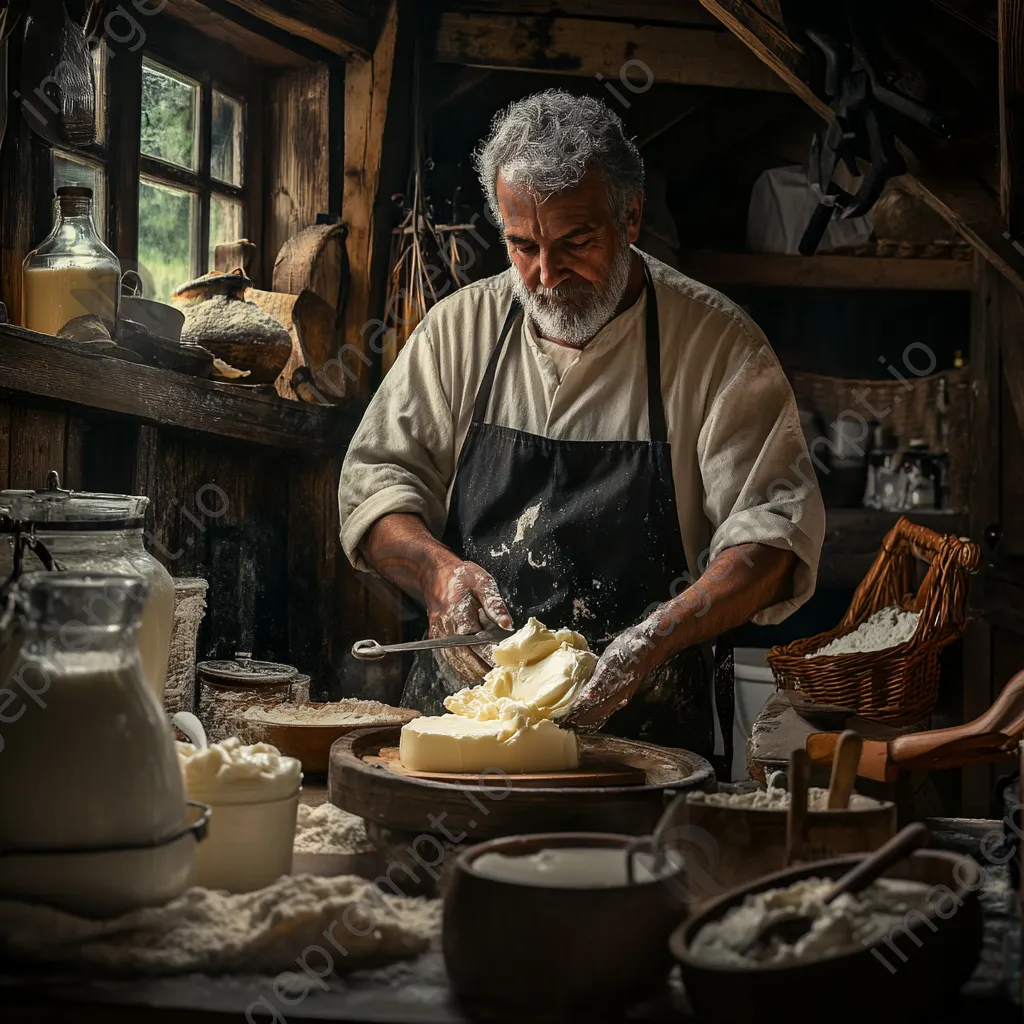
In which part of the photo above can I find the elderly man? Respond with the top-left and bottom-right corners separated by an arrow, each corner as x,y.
339,90 -> 824,761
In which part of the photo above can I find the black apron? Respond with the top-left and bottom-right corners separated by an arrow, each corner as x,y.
401,263 -> 734,776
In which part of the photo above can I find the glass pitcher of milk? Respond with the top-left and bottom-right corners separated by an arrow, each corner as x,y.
0,572 -> 193,892
21,185 -> 120,337
0,474 -> 175,703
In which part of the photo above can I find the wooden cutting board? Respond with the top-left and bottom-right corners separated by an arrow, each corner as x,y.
364,746 -> 647,787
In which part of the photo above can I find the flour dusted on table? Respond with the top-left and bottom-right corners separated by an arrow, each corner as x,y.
807,605 -> 921,658
0,874 -> 440,975
294,802 -> 372,854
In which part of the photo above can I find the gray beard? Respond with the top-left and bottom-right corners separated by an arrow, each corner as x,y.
510,237 -> 633,347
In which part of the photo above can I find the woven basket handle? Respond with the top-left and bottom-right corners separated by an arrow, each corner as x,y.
842,517 -> 979,635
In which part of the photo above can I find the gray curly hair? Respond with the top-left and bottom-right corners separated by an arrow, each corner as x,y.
473,89 -> 645,226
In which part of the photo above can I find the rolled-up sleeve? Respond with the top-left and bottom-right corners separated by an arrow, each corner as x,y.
697,341 -> 825,625
339,319 -> 454,571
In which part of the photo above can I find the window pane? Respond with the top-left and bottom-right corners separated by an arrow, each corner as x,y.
138,178 -> 198,302
209,195 -> 244,270
92,41 -> 107,145
140,59 -> 198,172
53,152 -> 107,239
211,90 -> 243,187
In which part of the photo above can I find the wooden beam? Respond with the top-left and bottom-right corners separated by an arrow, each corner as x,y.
342,0 -> 414,399
999,0 -> 1024,236
930,0 -> 999,39
162,0 -> 313,67
264,65 -> 332,276
698,0 -> 1024,297
442,1 -> 719,26
434,12 -> 789,92
222,0 -> 379,58
679,251 -> 974,291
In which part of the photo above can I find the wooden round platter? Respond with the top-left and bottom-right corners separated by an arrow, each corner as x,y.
238,704 -> 420,774
329,725 -> 715,839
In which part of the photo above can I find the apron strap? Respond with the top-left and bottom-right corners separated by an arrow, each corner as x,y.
641,261 -> 668,445
472,299 -> 523,425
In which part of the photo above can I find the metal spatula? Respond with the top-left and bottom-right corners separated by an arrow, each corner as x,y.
351,626 -> 514,660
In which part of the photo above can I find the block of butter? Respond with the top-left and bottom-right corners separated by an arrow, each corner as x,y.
399,617 -> 597,774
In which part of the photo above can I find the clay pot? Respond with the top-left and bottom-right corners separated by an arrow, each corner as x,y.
172,270 -> 292,384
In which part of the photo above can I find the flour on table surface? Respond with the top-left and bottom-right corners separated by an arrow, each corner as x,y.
489,543 -> 511,558
513,503 -> 541,544
294,802 -> 372,854
807,605 -> 921,658
527,549 -> 547,568
572,596 -> 594,620
0,875 -> 440,975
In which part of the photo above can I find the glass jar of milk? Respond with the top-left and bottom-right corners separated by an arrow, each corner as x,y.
21,185 -> 120,337
0,476 -> 175,702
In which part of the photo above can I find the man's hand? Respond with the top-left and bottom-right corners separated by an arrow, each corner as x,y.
560,543 -> 798,733
558,622 -> 659,732
360,514 -> 514,685
426,558 -> 513,683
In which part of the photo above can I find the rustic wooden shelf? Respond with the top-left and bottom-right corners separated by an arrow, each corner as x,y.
0,326 -> 363,454
679,250 -> 974,291
818,508 -> 971,588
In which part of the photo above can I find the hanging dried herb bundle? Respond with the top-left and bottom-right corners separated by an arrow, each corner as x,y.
383,44 -> 469,374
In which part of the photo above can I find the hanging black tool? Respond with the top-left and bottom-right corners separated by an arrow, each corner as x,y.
788,1 -> 951,255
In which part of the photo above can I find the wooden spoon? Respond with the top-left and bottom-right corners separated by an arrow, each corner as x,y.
827,730 -> 864,809
784,747 -> 811,867
745,821 -> 932,956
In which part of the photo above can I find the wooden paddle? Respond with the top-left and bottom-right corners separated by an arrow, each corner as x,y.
826,730 -> 863,809
806,668 -> 1024,782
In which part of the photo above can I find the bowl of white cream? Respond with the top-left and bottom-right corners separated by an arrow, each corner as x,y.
443,832 -> 688,1012
176,737 -> 302,892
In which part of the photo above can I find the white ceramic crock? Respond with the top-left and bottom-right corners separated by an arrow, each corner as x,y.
194,788 -> 301,893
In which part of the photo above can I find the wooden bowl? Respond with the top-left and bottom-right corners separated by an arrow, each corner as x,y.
443,832 -> 688,1014
671,850 -> 983,1024
680,793 -> 896,903
239,703 -> 420,774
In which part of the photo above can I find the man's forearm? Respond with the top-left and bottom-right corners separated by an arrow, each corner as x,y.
361,513 -> 459,608
637,543 -> 797,670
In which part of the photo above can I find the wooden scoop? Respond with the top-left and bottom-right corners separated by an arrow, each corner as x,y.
745,821 -> 932,956
826,730 -> 863,809
806,669 -> 1024,782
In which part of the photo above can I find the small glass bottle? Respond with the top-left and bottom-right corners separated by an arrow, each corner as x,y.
21,185 -> 120,337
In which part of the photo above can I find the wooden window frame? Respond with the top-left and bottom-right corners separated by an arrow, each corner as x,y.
41,14 -> 265,286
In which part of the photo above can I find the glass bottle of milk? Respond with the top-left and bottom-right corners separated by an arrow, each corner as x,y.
21,185 -> 120,337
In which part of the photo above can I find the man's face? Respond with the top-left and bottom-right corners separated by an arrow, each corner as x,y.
497,172 -> 642,345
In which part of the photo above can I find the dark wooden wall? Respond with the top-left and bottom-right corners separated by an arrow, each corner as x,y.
0,394 -> 406,701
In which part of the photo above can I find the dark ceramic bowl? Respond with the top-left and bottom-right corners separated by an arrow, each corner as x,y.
443,832 -> 688,1014
671,849 -> 983,1024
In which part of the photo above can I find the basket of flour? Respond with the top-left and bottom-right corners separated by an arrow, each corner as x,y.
767,516 -> 979,724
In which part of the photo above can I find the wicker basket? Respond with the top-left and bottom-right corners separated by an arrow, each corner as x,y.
767,518 -> 980,725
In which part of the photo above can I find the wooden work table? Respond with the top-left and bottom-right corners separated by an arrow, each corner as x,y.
2,784 -> 1019,1022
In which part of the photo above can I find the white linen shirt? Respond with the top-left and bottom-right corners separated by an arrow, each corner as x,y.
339,252 -> 825,625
